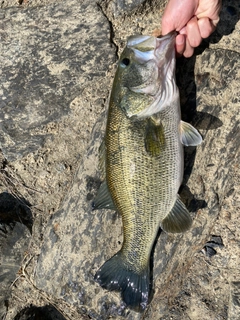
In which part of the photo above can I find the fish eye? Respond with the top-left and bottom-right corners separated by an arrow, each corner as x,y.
120,58 -> 130,67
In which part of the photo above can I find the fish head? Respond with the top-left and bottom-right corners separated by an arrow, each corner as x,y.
111,32 -> 177,118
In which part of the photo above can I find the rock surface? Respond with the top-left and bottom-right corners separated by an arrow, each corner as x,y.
0,0 -> 239,319
0,1 -> 115,161
0,222 -> 30,319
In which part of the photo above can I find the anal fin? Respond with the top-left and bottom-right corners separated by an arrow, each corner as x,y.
161,195 -> 192,233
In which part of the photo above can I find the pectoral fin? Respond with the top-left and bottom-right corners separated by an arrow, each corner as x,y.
161,196 -> 192,233
92,181 -> 116,210
144,118 -> 165,157
180,120 -> 202,146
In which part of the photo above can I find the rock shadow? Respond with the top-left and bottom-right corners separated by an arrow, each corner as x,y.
0,192 -> 33,232
14,305 -> 67,320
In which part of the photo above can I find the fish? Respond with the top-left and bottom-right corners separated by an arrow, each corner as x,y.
93,32 -> 202,312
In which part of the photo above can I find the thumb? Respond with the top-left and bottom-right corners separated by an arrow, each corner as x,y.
161,11 -> 175,35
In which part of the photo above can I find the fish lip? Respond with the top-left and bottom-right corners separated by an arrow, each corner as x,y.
157,31 -> 177,40
126,31 -> 176,51
155,31 -> 176,57
127,34 -> 155,48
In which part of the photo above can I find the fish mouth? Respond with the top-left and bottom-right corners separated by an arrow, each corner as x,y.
128,32 -> 176,93
127,31 -> 176,49
127,31 -> 176,59
126,32 -> 176,82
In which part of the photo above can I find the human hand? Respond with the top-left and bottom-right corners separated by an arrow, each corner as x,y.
161,0 -> 222,57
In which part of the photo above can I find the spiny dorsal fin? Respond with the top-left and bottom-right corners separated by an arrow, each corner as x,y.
92,181 -> 116,211
179,120 -> 202,146
144,118 -> 165,157
161,195 -> 192,233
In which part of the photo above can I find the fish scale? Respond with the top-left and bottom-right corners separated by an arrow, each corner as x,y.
93,32 -> 202,312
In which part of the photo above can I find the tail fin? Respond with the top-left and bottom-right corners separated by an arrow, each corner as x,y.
94,252 -> 150,312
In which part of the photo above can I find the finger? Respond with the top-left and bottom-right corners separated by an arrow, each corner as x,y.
161,0 -> 198,35
198,17 -> 216,39
183,38 -> 194,58
175,34 -> 186,56
186,16 -> 202,48
161,15 -> 173,35
196,1 -> 222,25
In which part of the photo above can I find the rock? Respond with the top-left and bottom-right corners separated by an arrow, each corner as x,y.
1,0 -> 240,319
0,222 -> 31,319
99,0 -> 168,18
228,281 -> 240,320
1,0 -> 116,318
101,0 -> 147,17
35,19 -> 240,320
0,1 -> 115,161
35,114 -> 133,318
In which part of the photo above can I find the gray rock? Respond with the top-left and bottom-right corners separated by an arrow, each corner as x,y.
35,27 -> 240,320
228,281 -> 240,320
0,1 -> 116,161
1,0 -> 240,319
100,0 -> 168,18
35,114 -> 132,318
101,0 -> 146,17
0,222 -> 31,319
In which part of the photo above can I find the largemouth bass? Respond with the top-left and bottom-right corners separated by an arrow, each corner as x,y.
93,32 -> 202,312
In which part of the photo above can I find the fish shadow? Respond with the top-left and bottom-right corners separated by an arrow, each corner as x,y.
148,189 -> 207,305
176,0 -> 238,134
174,6 -> 235,185
175,50 -> 221,197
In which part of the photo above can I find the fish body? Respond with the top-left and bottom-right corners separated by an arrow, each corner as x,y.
94,32 -> 202,312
